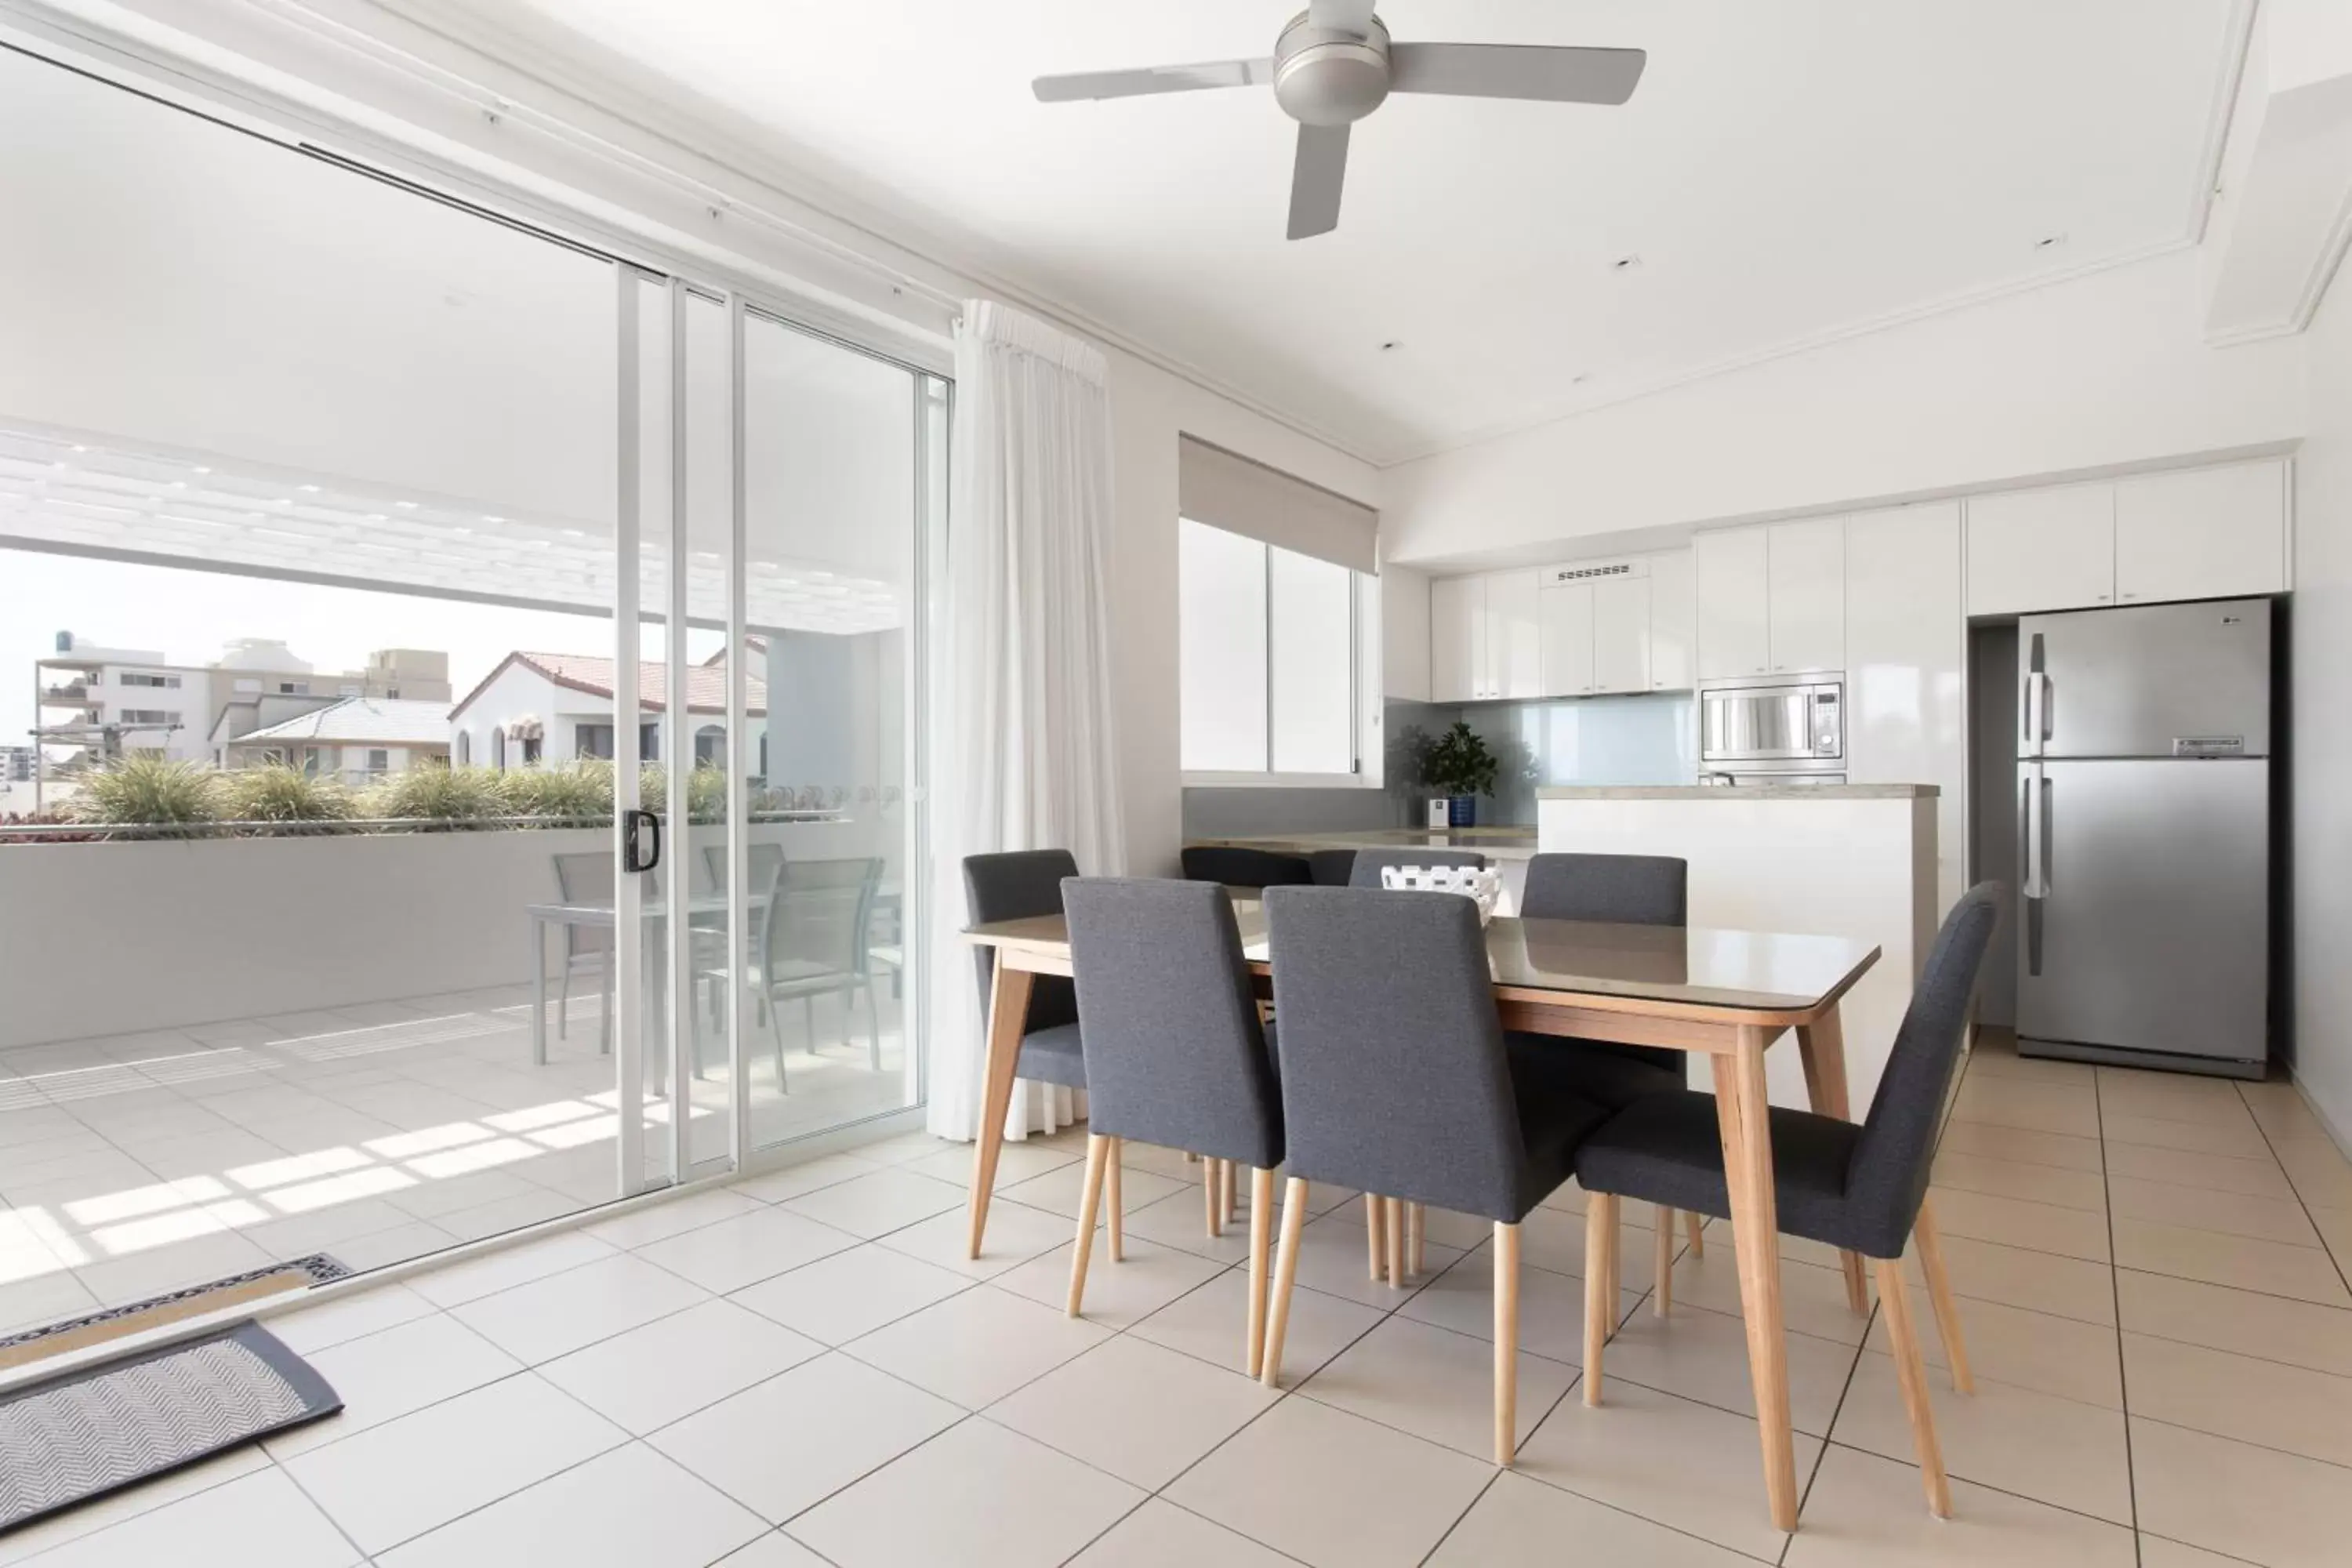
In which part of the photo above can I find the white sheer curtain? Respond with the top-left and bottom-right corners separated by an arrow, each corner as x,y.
927,301 -> 1127,1142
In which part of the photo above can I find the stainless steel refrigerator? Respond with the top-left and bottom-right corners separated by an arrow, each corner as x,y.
2016,598 -> 2272,1077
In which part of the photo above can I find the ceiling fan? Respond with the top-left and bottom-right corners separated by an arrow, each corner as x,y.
1032,1 -> 1646,241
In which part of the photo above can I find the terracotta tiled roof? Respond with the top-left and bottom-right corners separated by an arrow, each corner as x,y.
470,652 -> 768,717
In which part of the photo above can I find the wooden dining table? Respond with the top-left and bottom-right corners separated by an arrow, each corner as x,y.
964,898 -> 1880,1531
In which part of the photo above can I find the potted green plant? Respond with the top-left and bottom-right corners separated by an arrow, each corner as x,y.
1421,721 -> 1498,827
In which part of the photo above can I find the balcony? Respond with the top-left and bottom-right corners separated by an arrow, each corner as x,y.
39,682 -> 92,705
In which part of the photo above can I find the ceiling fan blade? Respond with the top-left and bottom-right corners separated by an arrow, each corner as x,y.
1307,0 -> 1380,36
1389,42 -> 1646,105
1287,122 -> 1349,241
1033,58 -> 1272,103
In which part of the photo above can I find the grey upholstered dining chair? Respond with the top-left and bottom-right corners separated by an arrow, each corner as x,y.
962,850 -> 1087,1100
1062,877 -> 1285,1374
1306,848 -> 1358,886
1345,847 -> 1486,887
1256,885 -> 1611,1465
1178,844 -> 1314,890
1516,851 -> 1705,1305
1573,883 -> 2002,1519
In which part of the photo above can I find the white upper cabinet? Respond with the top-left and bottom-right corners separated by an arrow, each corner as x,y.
1966,482 -> 2114,615
1648,549 -> 1695,691
2114,460 -> 2288,605
1429,574 -> 1483,701
1696,526 -> 1772,681
1766,517 -> 1845,674
1538,583 -> 1595,696
1592,575 -> 1652,693
1486,570 -> 1544,699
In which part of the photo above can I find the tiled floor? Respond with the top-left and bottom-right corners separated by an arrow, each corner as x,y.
7,1033 -> 2352,1566
0,983 -> 910,1337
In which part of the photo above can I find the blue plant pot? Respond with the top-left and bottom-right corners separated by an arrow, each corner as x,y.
1448,795 -> 1476,828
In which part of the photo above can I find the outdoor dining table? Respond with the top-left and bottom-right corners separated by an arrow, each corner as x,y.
962,898 -> 1881,1531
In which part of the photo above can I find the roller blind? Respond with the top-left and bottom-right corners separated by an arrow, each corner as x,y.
1177,436 -> 1377,575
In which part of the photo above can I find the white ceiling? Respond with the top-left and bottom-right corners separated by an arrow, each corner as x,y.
450,2 -> 2238,463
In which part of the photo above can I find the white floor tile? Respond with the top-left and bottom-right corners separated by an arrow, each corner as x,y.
449,1251 -> 710,1363
0,1447 -> 270,1568
729,1151 -> 884,1204
635,1207 -> 861,1294
1302,1313 -> 1578,1461
1138,1270 -> 1381,1384
374,1440 -> 766,1568
1428,1469 -> 1755,1566
264,1310 -> 523,1459
787,1417 -> 1146,1568
779,1167 -> 967,1239
844,1282 -> 1110,1409
651,1351 -> 963,1523
1065,1497 -> 1297,1567
1166,1393 -> 1494,1568
1784,1443 -> 2137,1568
540,1297 -> 824,1433
871,1196 -> 1077,1281
1835,1355 -> 2133,1523
19,1468 -> 359,1568
2132,1414 -> 2352,1568
989,1335 -> 1277,1489
405,1228 -> 619,1308
583,1185 -> 766,1248
728,1242 -> 974,1345
996,1235 -> 1229,1332
281,1372 -> 627,1555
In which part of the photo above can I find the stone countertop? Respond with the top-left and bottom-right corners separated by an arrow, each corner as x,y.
1537,784 -> 1939,801
1187,828 -> 1541,858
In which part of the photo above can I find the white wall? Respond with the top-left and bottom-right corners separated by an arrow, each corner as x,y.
1105,347 -> 1379,875
1381,250 -> 2307,566
2294,265 -> 2352,1144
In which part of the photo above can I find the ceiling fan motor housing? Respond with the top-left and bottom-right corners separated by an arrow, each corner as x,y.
1273,13 -> 1391,126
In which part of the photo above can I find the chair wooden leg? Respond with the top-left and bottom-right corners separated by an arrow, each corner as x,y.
1366,1192 -> 1387,1280
1876,1257 -> 1953,1519
1914,1200 -> 1973,1393
1223,1157 -> 1239,1226
1494,1220 -> 1522,1466
1066,1134 -> 1110,1317
1106,1139 -> 1124,1263
1205,1157 -> 1224,1239
1247,1167 -> 1275,1377
1261,1177 -> 1310,1388
1584,1191 -> 1617,1405
1386,1197 -> 1406,1288
1686,1209 -> 1704,1257
1654,1207 -> 1676,1317
1408,1202 -> 1425,1277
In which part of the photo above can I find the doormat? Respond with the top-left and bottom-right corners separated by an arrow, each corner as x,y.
0,1320 -> 342,1534
0,1254 -> 349,1375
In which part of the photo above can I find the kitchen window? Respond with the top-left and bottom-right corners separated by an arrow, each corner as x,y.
1178,518 -> 1363,779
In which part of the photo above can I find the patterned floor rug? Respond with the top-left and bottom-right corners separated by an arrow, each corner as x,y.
0,1321 -> 341,1534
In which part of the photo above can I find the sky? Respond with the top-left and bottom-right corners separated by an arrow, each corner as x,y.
0,550 -> 720,746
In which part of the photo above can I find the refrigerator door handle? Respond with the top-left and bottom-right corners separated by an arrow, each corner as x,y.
2023,767 -> 2049,976
2024,669 -> 2052,757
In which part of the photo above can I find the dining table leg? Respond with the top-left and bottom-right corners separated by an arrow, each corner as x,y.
964,960 -> 1034,1260
1715,1025 -> 1800,1534
1795,1007 -> 1869,1315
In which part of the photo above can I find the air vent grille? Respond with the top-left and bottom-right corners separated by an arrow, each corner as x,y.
1544,557 -> 1649,586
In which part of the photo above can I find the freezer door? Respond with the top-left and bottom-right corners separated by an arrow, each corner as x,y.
2020,599 -> 2270,760
2017,758 -> 2268,1065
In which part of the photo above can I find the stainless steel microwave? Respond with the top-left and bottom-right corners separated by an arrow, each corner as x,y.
1700,680 -> 1844,767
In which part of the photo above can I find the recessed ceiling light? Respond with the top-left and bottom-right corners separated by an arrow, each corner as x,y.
69,445 -> 87,453
1611,254 -> 1642,271
273,498 -> 293,507
364,513 -> 387,521
297,484 -> 321,493
394,500 -> 418,510
483,514 -> 505,523
193,465 -> 211,474
2034,233 -> 2068,251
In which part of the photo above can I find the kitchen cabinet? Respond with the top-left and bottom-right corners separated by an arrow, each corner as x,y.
1965,482 -> 2114,615
1538,583 -> 1595,695
1592,575 -> 1652,693
1648,548 -> 1695,691
1430,575 -> 1483,702
2115,460 -> 2288,604
1846,501 -> 1965,915
1696,527 -> 1771,680
1765,517 -> 1845,673
1486,571 -> 1544,699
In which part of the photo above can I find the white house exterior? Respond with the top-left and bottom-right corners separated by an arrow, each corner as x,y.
449,651 -> 769,773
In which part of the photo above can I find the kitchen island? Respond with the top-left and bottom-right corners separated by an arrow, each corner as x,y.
1539,784 -> 1942,1111
1185,826 -> 1539,909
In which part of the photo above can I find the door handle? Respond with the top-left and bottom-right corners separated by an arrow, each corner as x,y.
2024,669 -> 2053,756
2023,771 -> 2051,976
622,807 -> 662,873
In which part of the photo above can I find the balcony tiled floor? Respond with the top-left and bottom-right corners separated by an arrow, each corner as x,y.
0,985 -> 911,1338
4,1032 -> 2347,1566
